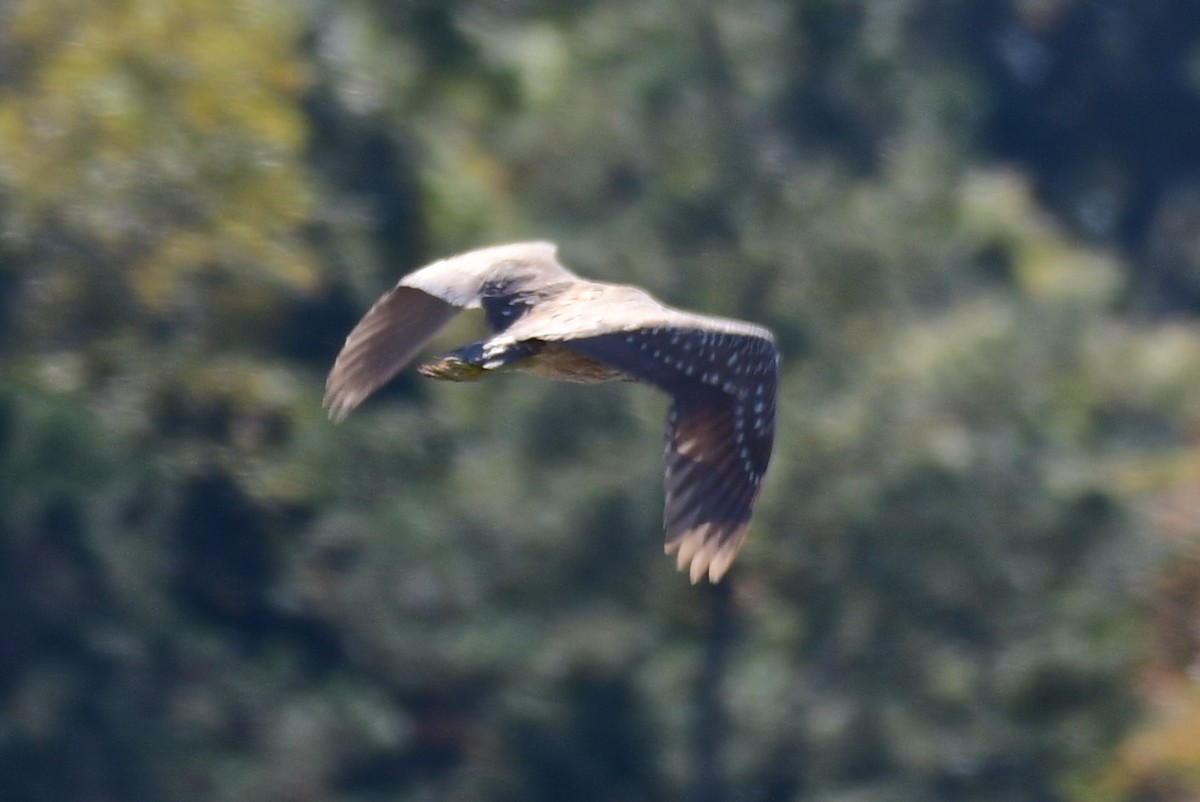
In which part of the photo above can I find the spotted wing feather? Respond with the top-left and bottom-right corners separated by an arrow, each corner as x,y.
567,327 -> 778,582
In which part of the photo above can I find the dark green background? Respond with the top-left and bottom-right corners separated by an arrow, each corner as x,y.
2,1 -> 1200,800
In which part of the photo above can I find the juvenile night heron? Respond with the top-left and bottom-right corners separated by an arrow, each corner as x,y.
325,241 -> 778,583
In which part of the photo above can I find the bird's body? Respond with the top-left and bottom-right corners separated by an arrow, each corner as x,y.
325,241 -> 778,583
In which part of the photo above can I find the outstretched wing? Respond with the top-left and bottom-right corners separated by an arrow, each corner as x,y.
566,324 -> 778,583
324,241 -> 575,421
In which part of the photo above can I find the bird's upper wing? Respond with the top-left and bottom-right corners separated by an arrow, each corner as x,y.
324,241 -> 575,421
324,286 -> 459,422
400,240 -> 572,307
562,316 -> 778,583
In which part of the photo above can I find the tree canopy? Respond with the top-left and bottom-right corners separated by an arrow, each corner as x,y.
2,1 -> 1200,801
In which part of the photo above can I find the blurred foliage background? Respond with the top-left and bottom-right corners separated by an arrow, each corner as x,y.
3,1 -> 1200,800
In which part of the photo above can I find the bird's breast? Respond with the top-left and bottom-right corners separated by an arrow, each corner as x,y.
520,341 -> 631,383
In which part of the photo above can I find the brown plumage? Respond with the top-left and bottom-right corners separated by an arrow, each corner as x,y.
325,241 -> 778,583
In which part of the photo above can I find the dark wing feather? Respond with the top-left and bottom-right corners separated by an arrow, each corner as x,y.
324,286 -> 459,421
566,326 -> 778,582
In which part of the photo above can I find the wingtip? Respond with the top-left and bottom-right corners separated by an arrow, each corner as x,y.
665,523 -> 746,584
322,386 -> 359,423
689,536 -> 722,584
706,544 -> 737,583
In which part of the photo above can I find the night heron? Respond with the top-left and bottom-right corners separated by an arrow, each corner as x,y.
325,241 -> 778,583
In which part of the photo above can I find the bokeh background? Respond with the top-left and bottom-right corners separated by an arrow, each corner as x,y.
3,1 -> 1200,800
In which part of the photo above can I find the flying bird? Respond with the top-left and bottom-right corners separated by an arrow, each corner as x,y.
324,241 -> 778,583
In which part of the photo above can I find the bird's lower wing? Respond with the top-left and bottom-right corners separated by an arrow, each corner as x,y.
324,286 -> 459,421
564,327 -> 777,582
661,388 -> 762,582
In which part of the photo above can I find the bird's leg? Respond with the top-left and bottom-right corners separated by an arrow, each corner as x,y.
418,340 -> 540,382
418,342 -> 488,381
